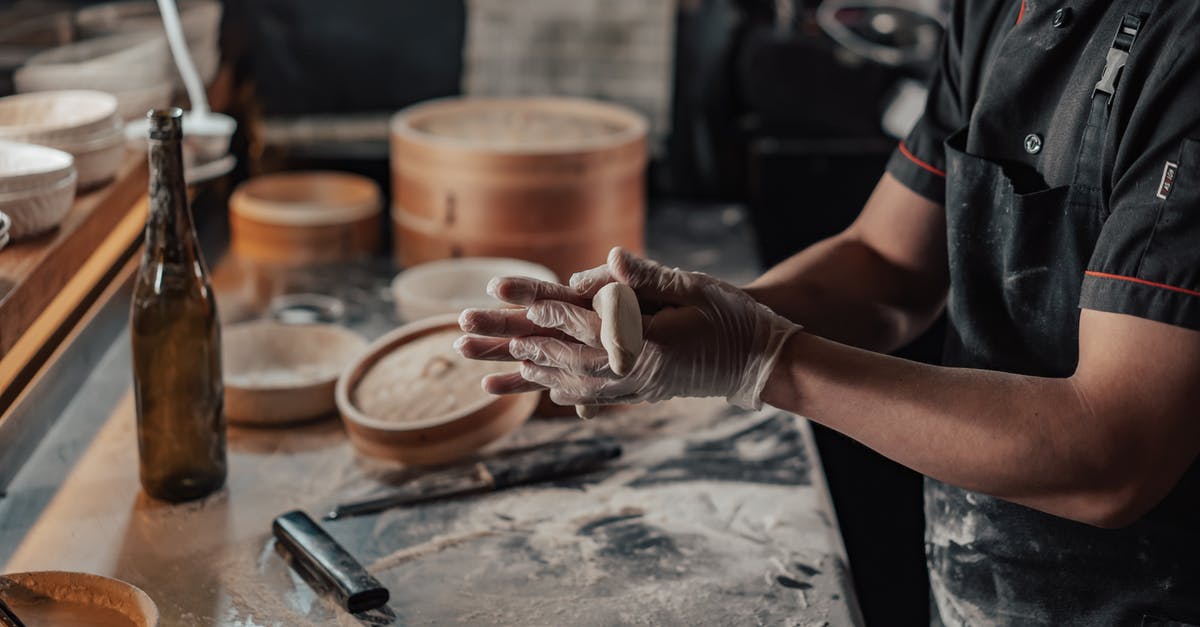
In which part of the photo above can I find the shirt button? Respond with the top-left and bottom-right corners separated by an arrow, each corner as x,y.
1053,7 -> 1073,28
1024,133 -> 1043,154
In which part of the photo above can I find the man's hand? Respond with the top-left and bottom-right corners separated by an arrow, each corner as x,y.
456,247 -> 801,410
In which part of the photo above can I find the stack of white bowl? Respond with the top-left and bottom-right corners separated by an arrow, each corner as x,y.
13,31 -> 173,121
0,211 -> 12,251
11,0 -> 224,120
0,140 -> 77,241
11,1 -> 222,121
0,90 -> 123,190
76,0 -> 222,83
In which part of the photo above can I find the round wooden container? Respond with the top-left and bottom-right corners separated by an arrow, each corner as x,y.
230,171 -> 381,266
335,314 -> 539,466
390,97 -> 647,279
0,571 -> 160,627
223,321 -> 368,426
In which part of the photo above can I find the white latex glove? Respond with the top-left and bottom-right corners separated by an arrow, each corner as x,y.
456,247 -> 800,410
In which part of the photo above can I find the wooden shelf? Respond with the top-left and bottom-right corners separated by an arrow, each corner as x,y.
0,152 -> 149,410
0,153 -> 147,357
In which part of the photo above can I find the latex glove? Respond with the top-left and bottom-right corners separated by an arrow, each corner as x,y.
456,247 -> 800,410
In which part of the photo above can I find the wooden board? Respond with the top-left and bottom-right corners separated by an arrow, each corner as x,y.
0,151 -> 147,357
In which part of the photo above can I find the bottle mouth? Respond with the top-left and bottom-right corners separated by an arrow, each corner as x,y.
147,107 -> 185,139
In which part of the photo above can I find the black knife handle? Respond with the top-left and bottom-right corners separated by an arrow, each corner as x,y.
272,510 -> 389,613
485,436 -> 622,488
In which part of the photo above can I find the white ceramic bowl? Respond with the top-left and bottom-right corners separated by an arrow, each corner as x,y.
0,141 -> 75,193
14,31 -> 173,94
75,0 -> 223,84
0,211 -> 11,252
0,571 -> 159,627
0,168 -> 77,239
59,127 -> 126,190
0,90 -> 120,144
223,320 -> 368,426
392,257 -> 559,322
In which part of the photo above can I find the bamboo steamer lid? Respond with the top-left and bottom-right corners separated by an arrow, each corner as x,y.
390,97 -> 647,278
335,314 -> 538,465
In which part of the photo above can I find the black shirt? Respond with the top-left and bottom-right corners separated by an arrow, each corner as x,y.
884,1 -> 1200,624
889,0 -> 1200,330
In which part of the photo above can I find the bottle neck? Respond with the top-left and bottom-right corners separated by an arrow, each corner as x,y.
145,134 -> 199,262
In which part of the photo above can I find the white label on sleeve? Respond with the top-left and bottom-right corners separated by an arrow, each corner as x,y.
1157,161 -> 1178,200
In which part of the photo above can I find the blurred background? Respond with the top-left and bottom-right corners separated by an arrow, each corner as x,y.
0,1 -> 949,624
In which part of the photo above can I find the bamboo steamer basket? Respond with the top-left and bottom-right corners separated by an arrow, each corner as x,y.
390,97 -> 647,278
230,171 -> 381,267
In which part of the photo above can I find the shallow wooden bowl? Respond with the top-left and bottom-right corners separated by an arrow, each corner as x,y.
223,320 -> 368,426
0,571 -> 159,627
336,314 -> 538,466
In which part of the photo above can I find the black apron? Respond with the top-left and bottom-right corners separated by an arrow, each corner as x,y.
928,3 -> 1200,625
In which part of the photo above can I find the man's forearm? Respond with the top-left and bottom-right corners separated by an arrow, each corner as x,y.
761,331 -> 1133,527
745,235 -> 945,353
744,173 -> 949,353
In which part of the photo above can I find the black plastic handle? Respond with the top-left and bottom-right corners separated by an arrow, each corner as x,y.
272,510 -> 389,614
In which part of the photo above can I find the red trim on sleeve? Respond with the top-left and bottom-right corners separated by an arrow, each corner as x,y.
1084,271 -> 1200,298
1016,0 -> 1027,25
898,141 -> 947,178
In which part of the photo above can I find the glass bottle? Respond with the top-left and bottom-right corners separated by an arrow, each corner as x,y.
131,108 -> 226,502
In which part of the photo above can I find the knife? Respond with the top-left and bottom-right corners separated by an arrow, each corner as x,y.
324,436 -> 622,521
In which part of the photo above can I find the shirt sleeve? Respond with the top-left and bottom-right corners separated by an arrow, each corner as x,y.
1080,33 -> 1200,330
884,3 -> 966,205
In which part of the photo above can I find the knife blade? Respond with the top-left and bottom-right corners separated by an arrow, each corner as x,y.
325,436 -> 622,520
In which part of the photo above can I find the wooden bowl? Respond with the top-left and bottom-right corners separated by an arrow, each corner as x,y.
223,320 -> 368,426
391,257 -> 558,322
230,171 -> 382,266
0,571 -> 159,627
336,314 -> 538,466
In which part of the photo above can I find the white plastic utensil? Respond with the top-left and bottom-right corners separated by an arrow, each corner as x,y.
124,0 -> 235,175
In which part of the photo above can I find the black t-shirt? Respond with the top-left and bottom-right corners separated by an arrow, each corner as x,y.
889,0 -> 1200,329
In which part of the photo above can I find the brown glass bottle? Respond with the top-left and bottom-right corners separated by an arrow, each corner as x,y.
131,108 -> 226,502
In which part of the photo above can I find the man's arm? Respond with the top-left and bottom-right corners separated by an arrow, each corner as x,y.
746,173 -> 1198,528
763,309 -> 1200,528
744,172 -> 949,353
